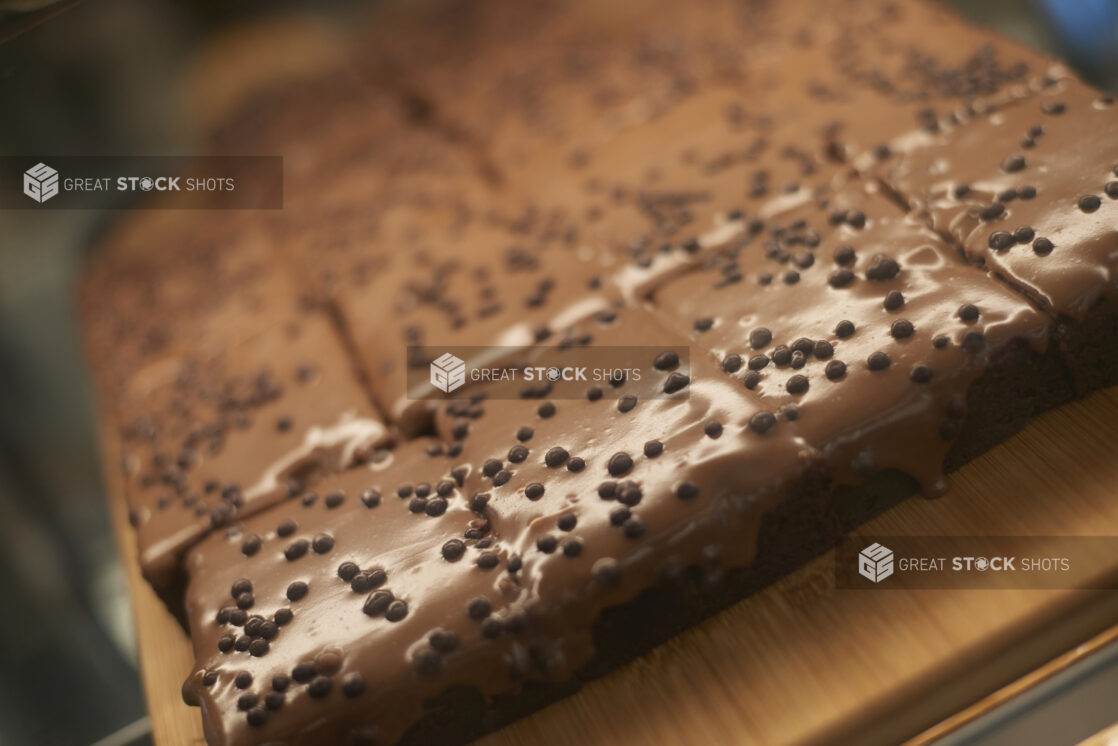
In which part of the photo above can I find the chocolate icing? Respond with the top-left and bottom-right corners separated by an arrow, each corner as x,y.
76,0 -> 1118,743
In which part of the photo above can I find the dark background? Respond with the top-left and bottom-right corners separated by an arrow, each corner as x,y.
0,1 -> 1114,744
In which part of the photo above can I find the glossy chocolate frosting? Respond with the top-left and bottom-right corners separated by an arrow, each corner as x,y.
77,0 -> 1118,743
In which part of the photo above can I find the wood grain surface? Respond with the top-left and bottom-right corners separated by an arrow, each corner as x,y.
106,386 -> 1118,746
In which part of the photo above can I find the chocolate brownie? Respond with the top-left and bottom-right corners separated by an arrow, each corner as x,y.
77,0 -> 1118,743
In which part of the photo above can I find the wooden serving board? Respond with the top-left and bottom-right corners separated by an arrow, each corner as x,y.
106,387 -> 1118,746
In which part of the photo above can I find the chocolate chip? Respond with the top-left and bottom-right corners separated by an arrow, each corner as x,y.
618,394 -> 639,412
988,231 -> 1014,250
276,520 -> 296,538
835,320 -> 855,338
622,517 -> 646,539
910,365 -> 933,383
825,359 -> 847,380
308,676 -> 333,698
1041,100 -> 1066,115
238,693 -> 259,711
749,327 -> 773,349
829,268 -> 855,288
704,421 -> 723,439
524,482 -> 545,500
954,183 -> 971,199
813,340 -> 834,359
1078,194 -> 1101,213
429,630 -> 459,653
933,335 -> 949,349
234,671 -> 253,689
834,245 -> 856,265
786,374 -> 809,394
743,371 -> 761,389
748,411 -> 776,434
537,402 -> 556,418
425,497 -> 448,516
567,456 -> 586,472
608,452 -> 634,476
241,535 -> 261,557
363,590 -> 393,616
537,535 -> 558,553
865,253 -> 900,281
722,355 -> 743,373
286,581 -> 308,602
218,635 -> 235,652
312,534 -> 334,554
1013,226 -> 1035,243
1002,154 -> 1026,173
249,639 -> 269,657
562,539 -> 583,558
867,351 -> 891,371
351,569 -> 387,593
545,447 -> 569,467
883,290 -> 905,310
694,317 -> 714,332
291,663 -> 315,683
202,671 -> 219,687
653,351 -> 680,370
663,372 -> 690,394
284,539 -> 309,561
558,513 -> 578,532
643,440 -> 664,458
385,600 -> 409,622
979,203 -> 1006,221
771,346 -> 792,366
1033,237 -> 1054,255
748,354 -> 770,371
958,304 -> 980,322
1018,185 -> 1037,199
467,597 -> 492,620
676,482 -> 700,500
586,386 -> 603,401
342,673 -> 365,698
360,489 -> 381,508
442,539 -> 466,562
890,319 -> 915,339
476,552 -> 499,569
1106,181 -> 1118,199
246,708 -> 268,727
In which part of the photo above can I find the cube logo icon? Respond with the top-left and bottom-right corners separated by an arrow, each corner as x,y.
430,352 -> 466,394
858,542 -> 894,583
24,162 -> 60,203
